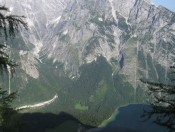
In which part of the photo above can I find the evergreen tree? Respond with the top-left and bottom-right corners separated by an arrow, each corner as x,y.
0,5 -> 27,132
141,66 -> 175,132
0,5 -> 27,74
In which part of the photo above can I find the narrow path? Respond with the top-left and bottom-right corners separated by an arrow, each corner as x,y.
15,94 -> 58,110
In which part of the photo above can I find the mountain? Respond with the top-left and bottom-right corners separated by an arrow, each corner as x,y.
0,0 -> 175,126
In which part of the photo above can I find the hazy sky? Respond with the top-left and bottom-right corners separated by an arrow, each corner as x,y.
152,0 -> 175,11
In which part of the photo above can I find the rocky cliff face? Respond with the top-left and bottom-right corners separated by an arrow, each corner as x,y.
1,0 -> 175,126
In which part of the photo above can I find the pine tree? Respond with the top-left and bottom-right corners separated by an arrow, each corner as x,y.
0,5 -> 27,132
141,66 -> 175,132
0,5 -> 27,74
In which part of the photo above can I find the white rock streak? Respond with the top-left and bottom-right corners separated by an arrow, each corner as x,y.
33,40 -> 43,58
108,0 -> 117,22
98,17 -> 103,21
48,16 -> 61,27
8,66 -> 11,95
63,30 -> 68,35
16,94 -> 58,110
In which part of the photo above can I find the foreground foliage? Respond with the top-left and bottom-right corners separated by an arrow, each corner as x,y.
0,5 -> 27,132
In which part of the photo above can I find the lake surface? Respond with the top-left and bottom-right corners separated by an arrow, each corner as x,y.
89,104 -> 168,132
